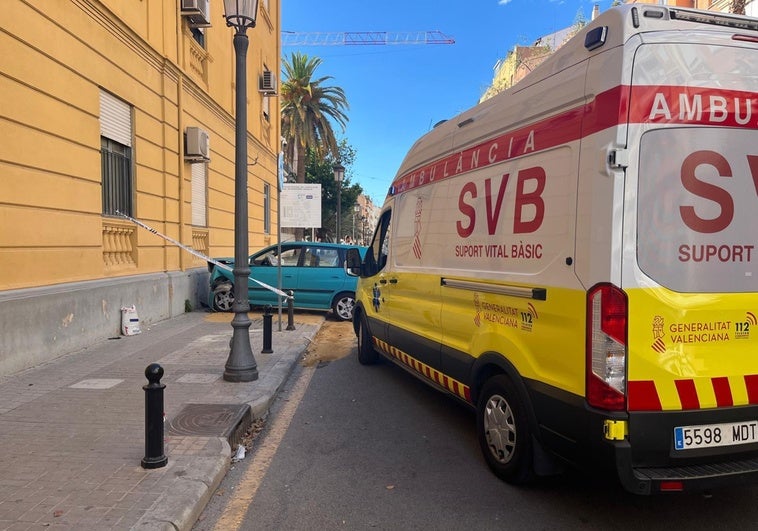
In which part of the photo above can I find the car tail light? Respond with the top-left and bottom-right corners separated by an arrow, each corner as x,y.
586,283 -> 627,411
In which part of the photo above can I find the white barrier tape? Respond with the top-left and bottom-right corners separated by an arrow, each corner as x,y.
115,211 -> 291,300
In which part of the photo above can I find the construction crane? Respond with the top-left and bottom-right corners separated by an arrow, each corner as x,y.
281,30 -> 455,47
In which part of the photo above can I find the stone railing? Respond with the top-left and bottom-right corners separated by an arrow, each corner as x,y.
187,38 -> 208,84
102,219 -> 137,267
191,229 -> 209,265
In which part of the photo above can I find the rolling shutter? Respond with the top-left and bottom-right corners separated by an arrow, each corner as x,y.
191,162 -> 207,226
100,90 -> 132,147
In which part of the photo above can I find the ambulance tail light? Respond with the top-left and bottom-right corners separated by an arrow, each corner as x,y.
587,284 -> 627,411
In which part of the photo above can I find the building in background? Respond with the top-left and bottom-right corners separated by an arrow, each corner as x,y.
0,0 -> 280,375
353,194 -> 379,246
481,1 -> 757,102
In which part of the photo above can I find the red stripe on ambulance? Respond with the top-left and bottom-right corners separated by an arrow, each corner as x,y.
712,377 -> 734,407
391,84 -> 758,196
627,381 -> 662,411
744,375 -> 758,404
675,380 -> 701,410
629,376 -> 758,411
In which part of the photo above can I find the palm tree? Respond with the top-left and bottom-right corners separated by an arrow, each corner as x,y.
281,52 -> 349,184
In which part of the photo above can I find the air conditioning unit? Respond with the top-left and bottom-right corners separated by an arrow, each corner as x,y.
185,127 -> 209,161
259,71 -> 277,95
181,0 -> 211,28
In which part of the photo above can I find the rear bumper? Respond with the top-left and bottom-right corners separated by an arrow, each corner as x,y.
614,405 -> 758,494
530,381 -> 758,494
614,440 -> 758,494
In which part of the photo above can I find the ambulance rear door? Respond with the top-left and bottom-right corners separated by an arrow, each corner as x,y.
622,29 -> 758,469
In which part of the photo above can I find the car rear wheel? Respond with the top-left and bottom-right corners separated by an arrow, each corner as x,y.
476,374 -> 534,484
212,283 -> 234,312
332,292 -> 356,321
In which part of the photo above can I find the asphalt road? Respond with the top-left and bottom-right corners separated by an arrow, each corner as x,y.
195,321 -> 758,530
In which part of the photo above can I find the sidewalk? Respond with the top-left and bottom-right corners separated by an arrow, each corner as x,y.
0,310 -> 324,530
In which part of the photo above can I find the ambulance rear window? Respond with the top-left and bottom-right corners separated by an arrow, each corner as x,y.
636,128 -> 757,293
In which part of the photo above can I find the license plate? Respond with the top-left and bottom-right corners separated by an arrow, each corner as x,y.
674,420 -> 758,450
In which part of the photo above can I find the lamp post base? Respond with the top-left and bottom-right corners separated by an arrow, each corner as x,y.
223,313 -> 259,382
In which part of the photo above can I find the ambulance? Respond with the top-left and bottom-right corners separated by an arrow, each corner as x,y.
346,5 -> 758,494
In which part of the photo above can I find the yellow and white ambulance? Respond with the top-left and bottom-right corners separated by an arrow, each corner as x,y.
346,5 -> 758,494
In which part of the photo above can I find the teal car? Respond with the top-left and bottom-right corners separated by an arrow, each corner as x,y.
208,242 -> 367,321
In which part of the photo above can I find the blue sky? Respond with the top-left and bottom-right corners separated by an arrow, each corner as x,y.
282,0 -> 617,204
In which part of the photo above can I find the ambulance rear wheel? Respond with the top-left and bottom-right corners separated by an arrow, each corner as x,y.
477,375 -> 534,484
357,316 -> 380,365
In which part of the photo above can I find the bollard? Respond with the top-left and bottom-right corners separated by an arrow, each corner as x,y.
141,363 -> 168,469
286,290 -> 296,331
262,305 -> 273,353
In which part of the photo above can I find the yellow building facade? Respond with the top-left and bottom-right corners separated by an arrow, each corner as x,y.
0,0 -> 280,375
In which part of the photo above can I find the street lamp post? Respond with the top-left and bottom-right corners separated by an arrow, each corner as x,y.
333,163 -> 344,243
352,204 -> 360,241
223,0 -> 259,382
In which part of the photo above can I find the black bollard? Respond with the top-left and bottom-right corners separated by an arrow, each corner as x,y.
286,290 -> 296,331
262,305 -> 273,353
141,363 -> 168,469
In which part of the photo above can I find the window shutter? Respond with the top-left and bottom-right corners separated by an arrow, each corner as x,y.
191,162 -> 207,226
100,90 -> 132,147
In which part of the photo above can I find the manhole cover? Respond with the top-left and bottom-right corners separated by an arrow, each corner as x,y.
168,404 -> 250,445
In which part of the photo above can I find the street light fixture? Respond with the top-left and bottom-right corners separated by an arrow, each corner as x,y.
223,0 -> 259,382
333,163 -> 344,243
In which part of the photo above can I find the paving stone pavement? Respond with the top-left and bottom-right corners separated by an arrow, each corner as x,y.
0,310 -> 324,530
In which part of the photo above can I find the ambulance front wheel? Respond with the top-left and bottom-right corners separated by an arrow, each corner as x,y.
357,316 -> 380,365
477,374 -> 534,484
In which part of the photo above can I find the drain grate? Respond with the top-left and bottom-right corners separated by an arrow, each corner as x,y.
168,403 -> 250,447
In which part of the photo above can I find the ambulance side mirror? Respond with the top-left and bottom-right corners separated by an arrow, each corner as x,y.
345,248 -> 363,277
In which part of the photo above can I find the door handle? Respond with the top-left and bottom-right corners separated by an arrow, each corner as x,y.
389,278 -> 398,284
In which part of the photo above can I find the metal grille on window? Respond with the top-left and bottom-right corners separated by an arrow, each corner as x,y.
101,138 -> 133,216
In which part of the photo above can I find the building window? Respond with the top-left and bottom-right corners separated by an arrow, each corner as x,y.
101,138 -> 133,216
262,63 -> 271,121
262,94 -> 270,121
100,91 -> 133,216
191,162 -> 208,226
263,183 -> 271,234
191,27 -> 205,47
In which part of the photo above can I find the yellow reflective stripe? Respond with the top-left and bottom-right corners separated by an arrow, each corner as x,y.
375,338 -> 470,401
655,379 -> 682,411
730,375 -> 750,406
694,378 -> 718,409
